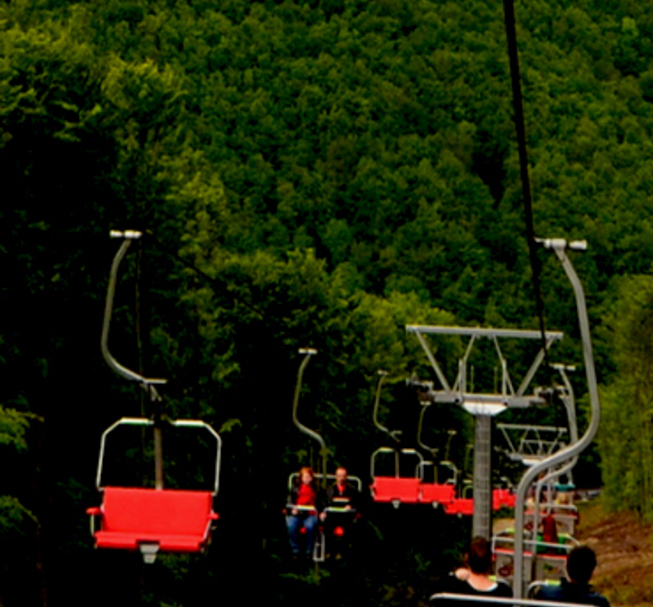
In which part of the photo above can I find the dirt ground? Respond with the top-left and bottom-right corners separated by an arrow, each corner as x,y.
575,500 -> 653,607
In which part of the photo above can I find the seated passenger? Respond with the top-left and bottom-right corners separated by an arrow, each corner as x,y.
286,466 -> 321,558
432,536 -> 512,605
535,545 -> 611,607
320,466 -> 360,557
322,466 -> 360,513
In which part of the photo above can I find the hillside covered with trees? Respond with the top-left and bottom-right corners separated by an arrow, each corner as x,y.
2,0 -> 653,605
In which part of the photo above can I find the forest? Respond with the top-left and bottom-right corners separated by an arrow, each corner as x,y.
2,0 -> 653,604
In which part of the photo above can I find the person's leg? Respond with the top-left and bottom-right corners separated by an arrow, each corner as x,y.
286,515 -> 301,554
303,514 -> 319,556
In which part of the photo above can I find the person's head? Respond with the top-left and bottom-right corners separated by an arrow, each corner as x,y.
566,545 -> 597,584
468,536 -> 492,575
299,466 -> 315,485
335,466 -> 348,486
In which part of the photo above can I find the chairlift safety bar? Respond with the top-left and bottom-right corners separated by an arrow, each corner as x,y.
371,447 -> 424,479
96,417 -> 222,495
430,593 -> 592,607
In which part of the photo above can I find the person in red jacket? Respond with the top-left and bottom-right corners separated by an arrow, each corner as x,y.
286,466 -> 321,558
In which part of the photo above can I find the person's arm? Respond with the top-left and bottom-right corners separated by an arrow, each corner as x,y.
287,485 -> 298,515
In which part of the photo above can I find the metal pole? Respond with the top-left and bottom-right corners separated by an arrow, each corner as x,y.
473,414 -> 492,539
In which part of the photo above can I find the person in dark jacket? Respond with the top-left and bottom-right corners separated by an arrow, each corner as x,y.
320,467 -> 360,557
286,466 -> 321,558
322,467 -> 360,512
535,545 -> 611,607
431,537 -> 512,606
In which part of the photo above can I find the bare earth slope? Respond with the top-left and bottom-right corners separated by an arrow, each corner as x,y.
575,500 -> 653,607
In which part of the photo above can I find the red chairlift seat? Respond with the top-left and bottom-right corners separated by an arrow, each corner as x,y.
440,487 -> 516,516
87,418 -> 222,563
420,483 -> 456,506
444,497 -> 474,516
371,476 -> 422,504
370,448 -> 424,505
493,488 -> 517,509
87,487 -> 218,553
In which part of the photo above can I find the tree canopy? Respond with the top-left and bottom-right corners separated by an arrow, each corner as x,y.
2,0 -> 653,604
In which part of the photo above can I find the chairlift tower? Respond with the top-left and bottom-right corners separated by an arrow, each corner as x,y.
406,326 -> 563,540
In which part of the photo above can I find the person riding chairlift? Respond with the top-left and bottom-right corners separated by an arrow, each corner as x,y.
320,466 -> 360,557
432,536 -> 512,606
322,466 -> 360,513
286,466 -> 322,558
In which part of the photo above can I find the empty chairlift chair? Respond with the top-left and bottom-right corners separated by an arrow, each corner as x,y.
86,417 -> 222,563
370,447 -> 424,507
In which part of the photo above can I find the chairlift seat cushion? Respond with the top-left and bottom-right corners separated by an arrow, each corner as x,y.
90,487 -> 217,552
372,477 -> 421,503
94,531 -> 204,551
420,483 -> 455,505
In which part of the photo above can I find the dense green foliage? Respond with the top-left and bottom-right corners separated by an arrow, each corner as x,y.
2,0 -> 653,604
600,276 -> 653,519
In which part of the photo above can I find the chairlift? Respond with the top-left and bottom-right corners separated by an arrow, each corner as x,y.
370,371 -> 427,507
86,231 -> 222,564
286,349 -> 362,562
286,471 -> 362,560
87,417 -> 221,563
523,365 -> 581,538
502,239 -> 603,598
414,398 -> 458,509
492,527 -> 579,584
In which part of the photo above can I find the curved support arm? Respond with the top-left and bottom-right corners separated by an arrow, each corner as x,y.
513,240 -> 601,598
101,232 -> 167,392
373,371 -> 402,443
417,403 -> 438,458
292,349 -> 328,480
440,460 -> 459,486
